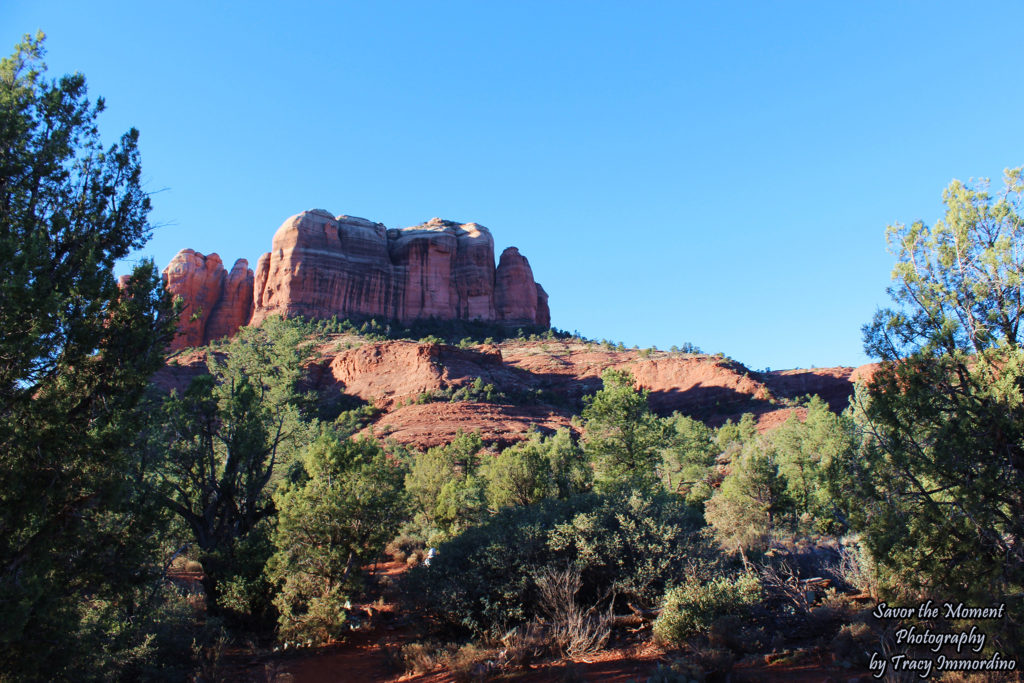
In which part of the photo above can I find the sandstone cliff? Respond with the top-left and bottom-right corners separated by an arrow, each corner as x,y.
165,210 -> 549,350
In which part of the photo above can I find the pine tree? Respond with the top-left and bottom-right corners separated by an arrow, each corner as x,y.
266,433 -> 406,643
152,317 -> 313,616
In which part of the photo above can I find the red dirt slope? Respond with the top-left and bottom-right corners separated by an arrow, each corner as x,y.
154,337 -> 876,450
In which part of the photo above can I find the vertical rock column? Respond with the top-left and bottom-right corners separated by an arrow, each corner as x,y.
205,258 -> 255,342
162,249 -> 227,350
494,247 -> 539,326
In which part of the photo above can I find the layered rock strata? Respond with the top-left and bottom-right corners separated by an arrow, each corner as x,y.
163,210 -> 549,350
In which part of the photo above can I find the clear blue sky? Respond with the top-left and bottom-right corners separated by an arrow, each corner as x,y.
5,1 -> 1023,370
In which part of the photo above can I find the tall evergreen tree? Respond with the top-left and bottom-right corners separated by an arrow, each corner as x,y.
152,317 -> 313,616
0,33 -> 175,677
581,369 -> 663,492
831,169 -> 1024,616
267,433 -> 406,643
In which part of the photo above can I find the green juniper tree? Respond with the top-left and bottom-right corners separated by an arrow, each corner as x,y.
0,33 -> 176,678
772,396 -> 853,531
830,169 -> 1024,616
659,412 -> 717,500
267,432 -> 406,643
481,428 -> 590,510
152,317 -> 313,619
704,436 -> 790,560
405,431 -> 487,542
581,369 -> 664,492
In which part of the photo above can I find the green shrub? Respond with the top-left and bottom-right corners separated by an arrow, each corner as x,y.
74,585 -> 204,682
481,428 -> 590,509
412,378 -> 506,405
652,572 -> 762,644
405,432 -> 487,541
450,377 -> 505,403
704,438 -> 791,559
199,522 -> 277,630
267,434 -> 407,644
334,404 -> 380,437
408,492 -> 710,638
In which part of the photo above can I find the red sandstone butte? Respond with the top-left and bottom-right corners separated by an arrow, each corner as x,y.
163,210 -> 549,349
161,250 -> 254,350
495,247 -> 543,327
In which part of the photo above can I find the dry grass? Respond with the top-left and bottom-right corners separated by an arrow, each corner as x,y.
500,622 -> 548,668
398,640 -> 501,682
757,561 -> 812,615
535,566 -> 612,657
939,672 -> 1024,682
399,641 -> 444,674
446,643 -> 498,683
386,533 -> 425,564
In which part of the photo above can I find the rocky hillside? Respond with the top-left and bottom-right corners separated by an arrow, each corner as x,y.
160,211 -> 549,350
155,337 -> 876,450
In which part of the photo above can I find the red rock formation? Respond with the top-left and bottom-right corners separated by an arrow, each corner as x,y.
162,249 -> 227,349
388,221 -> 459,322
253,252 -> 271,310
248,211 -> 545,328
494,247 -> 539,326
154,337 -> 878,451
205,258 -> 254,342
251,211 -> 394,325
453,223 -> 497,321
360,402 -> 572,450
535,284 -> 551,328
162,251 -> 255,350
630,357 -> 772,413
316,340 -> 509,409
760,365 -> 877,413
165,210 -> 549,347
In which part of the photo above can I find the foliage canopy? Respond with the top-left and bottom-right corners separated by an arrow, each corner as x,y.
152,317 -> 313,612
581,368 -> 663,492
